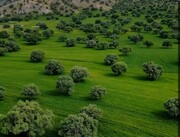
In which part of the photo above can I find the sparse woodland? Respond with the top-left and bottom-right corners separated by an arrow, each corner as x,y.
0,0 -> 178,136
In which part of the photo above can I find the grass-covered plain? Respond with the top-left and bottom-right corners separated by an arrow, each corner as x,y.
0,13 -> 178,137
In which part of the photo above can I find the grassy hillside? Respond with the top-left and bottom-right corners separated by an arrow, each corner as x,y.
0,0 -> 178,136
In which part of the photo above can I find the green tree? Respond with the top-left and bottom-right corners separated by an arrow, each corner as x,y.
42,29 -> 54,39
111,62 -> 127,76
66,39 -> 76,47
86,40 -> 96,48
0,86 -> 5,100
96,42 -> 109,50
23,32 -> 42,45
70,66 -> 89,82
56,75 -> 75,95
1,100 -> 54,137
58,113 -> 98,137
0,30 -> 10,38
90,86 -> 106,100
104,54 -> 118,65
164,97 -> 179,117
58,34 -> 68,42
0,47 -> 7,56
119,47 -> 131,55
143,61 -> 163,80
30,50 -> 45,62
45,59 -> 64,75
162,40 -> 172,48
80,104 -> 102,120
21,83 -> 41,99
143,41 -> 154,47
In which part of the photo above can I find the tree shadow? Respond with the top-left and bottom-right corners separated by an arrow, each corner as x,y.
45,90 -> 73,97
103,73 -> 116,77
152,110 -> 178,121
45,90 -> 60,96
132,75 -> 154,81
16,96 -> 37,102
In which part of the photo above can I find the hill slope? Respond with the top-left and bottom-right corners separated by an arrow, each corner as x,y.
0,0 -> 116,16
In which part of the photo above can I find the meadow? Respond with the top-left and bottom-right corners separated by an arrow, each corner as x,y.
0,9 -> 178,137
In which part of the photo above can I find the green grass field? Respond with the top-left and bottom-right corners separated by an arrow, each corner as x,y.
0,13 -> 178,137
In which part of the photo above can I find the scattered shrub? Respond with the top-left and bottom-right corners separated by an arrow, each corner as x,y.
3,24 -> 10,28
58,34 -> 68,42
23,32 -> 42,45
90,86 -> 106,100
109,40 -> 119,49
119,47 -> 131,55
30,50 -> 45,62
86,40 -> 96,48
162,40 -> 172,48
111,62 -> 127,76
164,97 -> 179,117
70,66 -> 89,82
1,100 -> 54,137
80,104 -> 102,120
0,47 -> 7,56
58,113 -> 98,137
0,30 -> 10,38
5,40 -> 20,52
66,39 -> 76,47
36,22 -> 48,30
143,41 -> 154,47
45,60 -> 64,75
104,54 -> 118,65
56,75 -> 75,95
0,86 -> 5,100
142,61 -> 163,80
96,42 -> 108,50
42,29 -> 54,39
21,83 -> 41,99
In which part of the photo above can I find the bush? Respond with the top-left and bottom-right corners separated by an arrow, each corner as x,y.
142,61 -> 163,80
96,42 -> 109,50
36,22 -> 48,30
143,41 -> 154,47
162,40 -> 172,48
5,40 -> 20,52
45,60 -> 64,75
86,40 -> 96,48
164,97 -> 179,117
58,34 -> 68,42
111,62 -> 127,76
0,30 -> 10,38
23,32 -> 42,45
58,113 -> 98,137
0,47 -> 7,56
70,66 -> 89,82
21,83 -> 41,99
109,40 -> 119,49
56,75 -> 75,96
80,104 -> 102,120
1,100 -> 54,137
119,47 -> 131,55
159,31 -> 169,38
30,50 -> 45,62
0,86 -> 5,100
104,54 -> 118,65
90,86 -> 106,100
66,39 -> 76,47
3,24 -> 10,28
42,29 -> 53,39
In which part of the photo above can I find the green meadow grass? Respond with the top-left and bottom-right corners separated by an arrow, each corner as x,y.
0,14 -> 178,137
